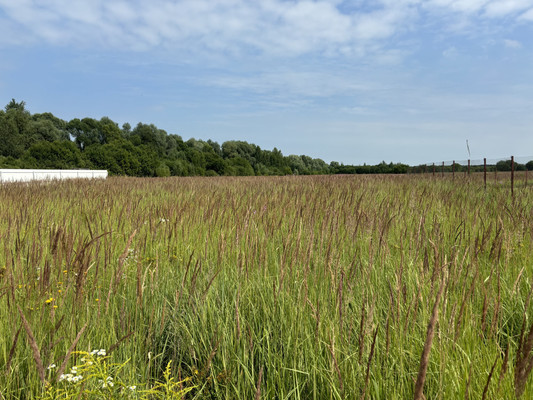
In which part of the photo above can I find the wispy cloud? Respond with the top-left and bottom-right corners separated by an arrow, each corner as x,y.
1,1 -> 532,58
0,0 -> 408,55
503,38 -> 522,48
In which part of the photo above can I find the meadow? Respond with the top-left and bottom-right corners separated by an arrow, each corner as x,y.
1,174 -> 532,399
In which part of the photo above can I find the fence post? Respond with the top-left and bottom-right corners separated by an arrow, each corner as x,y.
452,161 -> 455,179
468,159 -> 470,175
432,163 -> 435,177
526,168 -> 528,188
484,158 -> 487,190
441,162 -> 444,177
511,155 -> 514,197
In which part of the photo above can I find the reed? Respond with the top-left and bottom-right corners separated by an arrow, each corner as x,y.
0,174 -> 531,398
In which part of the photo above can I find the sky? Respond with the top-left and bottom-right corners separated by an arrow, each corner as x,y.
1,0 -> 533,165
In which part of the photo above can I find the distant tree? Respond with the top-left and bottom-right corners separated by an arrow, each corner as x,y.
526,160 -> 533,171
99,117 -> 123,143
5,99 -> 26,112
132,123 -> 167,156
496,160 -> 512,171
0,112 -> 24,157
67,118 -> 102,150
224,157 -> 254,176
155,163 -> 171,177
204,152 -> 225,175
22,140 -> 83,169
122,122 -> 131,134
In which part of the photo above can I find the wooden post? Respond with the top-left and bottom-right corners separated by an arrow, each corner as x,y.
441,162 -> 444,177
484,158 -> 487,189
511,155 -> 514,197
432,163 -> 435,177
526,168 -> 528,188
468,159 -> 470,175
452,161 -> 455,179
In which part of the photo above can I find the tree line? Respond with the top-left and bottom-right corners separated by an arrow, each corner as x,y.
7,99 -> 526,177
0,99 -> 415,176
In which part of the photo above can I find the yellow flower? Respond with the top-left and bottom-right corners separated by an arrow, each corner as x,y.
45,297 -> 55,304
95,298 -> 100,302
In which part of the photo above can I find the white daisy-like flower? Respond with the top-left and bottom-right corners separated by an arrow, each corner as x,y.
47,364 -> 56,370
59,374 -> 70,381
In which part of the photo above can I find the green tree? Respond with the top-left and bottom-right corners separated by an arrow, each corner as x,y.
22,140 -> 83,169
0,111 -> 25,157
224,157 -> 254,176
67,118 -> 102,150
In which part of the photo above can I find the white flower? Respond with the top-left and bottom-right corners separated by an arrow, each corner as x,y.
59,374 -> 71,381
47,364 -> 56,370
97,349 -> 106,356
129,385 -> 136,391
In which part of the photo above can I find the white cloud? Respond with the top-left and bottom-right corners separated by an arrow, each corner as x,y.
0,0 -> 418,56
207,69 -> 376,99
519,6 -> 533,19
442,46 -> 459,57
503,38 -> 522,47
484,0 -> 533,17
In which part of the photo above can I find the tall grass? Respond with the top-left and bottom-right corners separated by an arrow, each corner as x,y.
0,174 -> 532,398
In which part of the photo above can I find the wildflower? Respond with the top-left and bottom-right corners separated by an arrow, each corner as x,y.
91,348 -> 106,357
47,364 -> 56,370
95,298 -> 100,302
129,386 -> 136,391
100,376 -> 114,388
59,374 -> 71,381
45,297 -> 54,304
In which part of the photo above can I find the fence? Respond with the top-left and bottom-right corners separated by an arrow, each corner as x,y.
412,155 -> 533,195
0,169 -> 108,183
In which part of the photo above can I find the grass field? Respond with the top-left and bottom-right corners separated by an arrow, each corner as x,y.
1,174 -> 532,399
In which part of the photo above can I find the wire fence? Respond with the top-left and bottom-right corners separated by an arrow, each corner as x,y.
411,155 -> 533,195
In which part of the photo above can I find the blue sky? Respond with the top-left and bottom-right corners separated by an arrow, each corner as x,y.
1,0 -> 533,165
